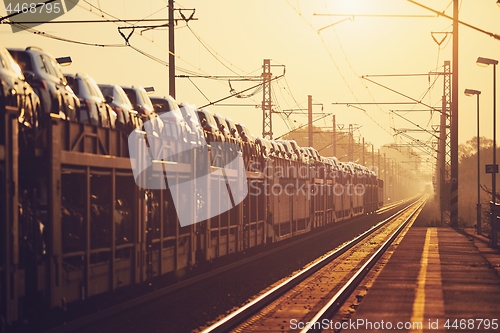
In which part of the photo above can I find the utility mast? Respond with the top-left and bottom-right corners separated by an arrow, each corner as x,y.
168,0 -> 175,98
332,115 -> 336,157
348,124 -> 354,161
438,61 -> 452,224
308,95 -> 313,147
262,59 -> 273,139
450,0 -> 459,227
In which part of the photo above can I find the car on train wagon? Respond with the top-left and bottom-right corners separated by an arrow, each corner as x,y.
122,85 -> 166,137
212,113 -> 234,143
235,122 -> 255,143
150,96 -> 189,141
178,102 -> 204,146
8,46 -> 79,121
275,141 -> 289,160
277,140 -> 297,161
197,108 -> 225,144
288,140 -> 307,163
299,147 -> 311,164
307,147 -> 321,162
267,140 -> 279,158
98,83 -> 140,133
255,137 -> 270,159
65,73 -> 116,128
121,85 -> 155,121
224,117 -> 241,142
0,47 -> 40,129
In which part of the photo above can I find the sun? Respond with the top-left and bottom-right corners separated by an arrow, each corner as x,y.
332,0 -> 375,14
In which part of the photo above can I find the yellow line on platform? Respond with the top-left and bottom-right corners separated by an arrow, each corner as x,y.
409,228 -> 445,333
409,229 -> 431,333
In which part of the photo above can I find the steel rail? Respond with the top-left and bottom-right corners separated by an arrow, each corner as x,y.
201,197 -> 425,333
301,197 -> 427,332
43,199 -> 415,333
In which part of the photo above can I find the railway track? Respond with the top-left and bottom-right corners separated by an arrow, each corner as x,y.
199,196 -> 427,333
40,199 -> 413,333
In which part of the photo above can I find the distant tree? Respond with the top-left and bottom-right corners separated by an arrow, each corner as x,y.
458,136 -> 498,227
459,136 -> 492,161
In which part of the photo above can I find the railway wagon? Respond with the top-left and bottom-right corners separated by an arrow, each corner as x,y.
0,106 -> 384,328
1,105 -> 21,325
361,165 -> 379,215
266,155 -> 311,242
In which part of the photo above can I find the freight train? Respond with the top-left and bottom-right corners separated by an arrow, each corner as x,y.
0,72 -> 383,330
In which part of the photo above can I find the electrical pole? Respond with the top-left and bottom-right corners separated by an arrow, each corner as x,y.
392,160 -> 395,200
438,97 -> 446,223
395,160 -> 398,200
262,59 -> 273,139
348,124 -> 354,161
372,144 -> 375,170
450,0 -> 459,227
378,149 -> 381,177
308,95 -> 313,147
399,164 -> 403,198
362,137 -> 365,166
332,115 -> 336,157
437,61 -> 452,224
384,153 -> 387,200
168,0 -> 175,98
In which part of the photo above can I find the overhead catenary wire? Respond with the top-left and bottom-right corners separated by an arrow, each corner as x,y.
359,20 -> 447,155
199,74 -> 285,109
362,69 -> 443,150
318,0 -> 394,126
188,77 -> 211,103
315,0 -> 455,167
361,76 -> 441,112
275,113 -> 332,140
71,0 -> 220,81
4,18 -> 177,24
284,0 -> 394,139
282,76 -> 307,116
273,80 -> 305,119
5,0 -> 332,140
407,0 -> 500,40
6,21 -> 128,47
271,82 -> 294,132
186,25 -> 249,76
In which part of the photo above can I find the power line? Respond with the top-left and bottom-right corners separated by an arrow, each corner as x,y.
272,86 -> 294,132
186,25 -> 249,76
176,75 -> 262,80
407,0 -> 500,41
361,77 -> 441,112
275,113 -> 332,140
7,22 -> 127,47
187,77 -> 211,103
285,0 -> 394,137
199,74 -> 284,109
72,0 -> 216,82
5,18 -> 177,24
313,13 -> 436,18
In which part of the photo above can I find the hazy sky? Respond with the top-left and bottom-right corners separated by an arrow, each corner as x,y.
2,0 -> 500,167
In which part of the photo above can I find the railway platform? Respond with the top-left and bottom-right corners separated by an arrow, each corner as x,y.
338,226 -> 500,333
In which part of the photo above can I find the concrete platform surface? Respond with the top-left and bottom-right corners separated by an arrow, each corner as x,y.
339,227 -> 500,333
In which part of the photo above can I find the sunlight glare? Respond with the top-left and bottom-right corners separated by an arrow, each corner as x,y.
331,0 -> 379,15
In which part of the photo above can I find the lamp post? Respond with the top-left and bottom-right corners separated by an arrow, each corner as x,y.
477,56 -> 498,248
464,88 -> 482,234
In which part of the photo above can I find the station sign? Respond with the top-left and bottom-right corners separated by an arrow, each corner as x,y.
486,164 -> 499,174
